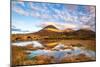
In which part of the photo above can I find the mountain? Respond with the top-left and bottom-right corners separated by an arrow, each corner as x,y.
43,25 -> 62,32
34,25 -> 61,36
33,25 -> 95,39
43,25 -> 58,30
12,25 -> 96,42
71,29 -> 95,39
75,29 -> 95,35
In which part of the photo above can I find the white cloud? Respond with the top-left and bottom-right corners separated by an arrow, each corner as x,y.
18,2 -> 25,7
12,2 -> 96,31
13,6 -> 29,16
78,6 -> 96,31
81,25 -> 91,29
64,23 -> 78,29
29,2 -> 42,10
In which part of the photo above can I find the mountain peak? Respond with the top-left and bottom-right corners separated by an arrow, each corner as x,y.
43,25 -> 58,30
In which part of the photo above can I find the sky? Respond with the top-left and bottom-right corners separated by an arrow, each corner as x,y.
11,1 -> 96,34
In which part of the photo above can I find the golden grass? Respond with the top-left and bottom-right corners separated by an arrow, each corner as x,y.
12,39 -> 96,66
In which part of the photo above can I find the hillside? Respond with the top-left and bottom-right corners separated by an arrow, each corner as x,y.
11,25 -> 96,42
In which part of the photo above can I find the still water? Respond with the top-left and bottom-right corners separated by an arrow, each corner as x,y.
12,40 -> 96,62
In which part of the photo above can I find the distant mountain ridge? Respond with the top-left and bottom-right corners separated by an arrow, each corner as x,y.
33,25 -> 95,38
43,25 -> 58,30
11,25 -> 95,42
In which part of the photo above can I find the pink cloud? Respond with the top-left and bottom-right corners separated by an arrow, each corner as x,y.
13,6 -> 29,16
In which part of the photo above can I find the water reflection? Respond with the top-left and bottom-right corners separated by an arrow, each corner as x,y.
12,40 -> 96,63
28,47 -> 95,62
12,41 -> 44,48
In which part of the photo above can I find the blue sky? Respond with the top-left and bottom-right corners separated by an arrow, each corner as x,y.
12,1 -> 96,34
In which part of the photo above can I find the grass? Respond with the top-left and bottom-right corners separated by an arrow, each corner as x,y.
12,39 -> 96,66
